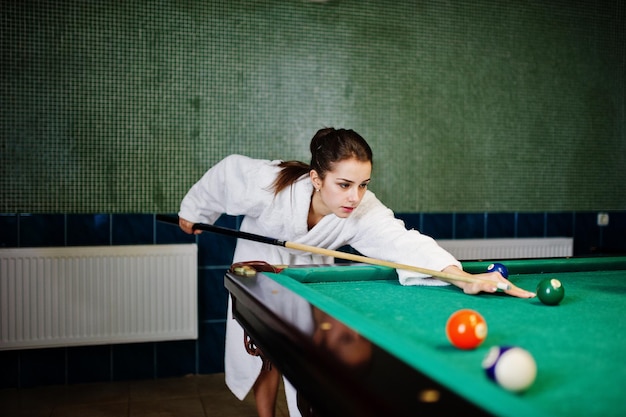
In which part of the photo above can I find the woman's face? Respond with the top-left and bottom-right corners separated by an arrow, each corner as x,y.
311,158 -> 372,219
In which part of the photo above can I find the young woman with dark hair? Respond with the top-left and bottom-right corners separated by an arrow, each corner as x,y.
178,127 -> 534,417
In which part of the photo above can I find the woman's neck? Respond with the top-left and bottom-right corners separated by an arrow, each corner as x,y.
307,190 -> 325,230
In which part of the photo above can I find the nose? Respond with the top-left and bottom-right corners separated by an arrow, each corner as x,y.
347,186 -> 359,202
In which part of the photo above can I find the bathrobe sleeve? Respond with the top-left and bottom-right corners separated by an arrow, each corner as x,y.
345,192 -> 462,286
178,154 -> 280,225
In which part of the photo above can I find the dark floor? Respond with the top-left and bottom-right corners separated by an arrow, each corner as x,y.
0,374 -> 289,417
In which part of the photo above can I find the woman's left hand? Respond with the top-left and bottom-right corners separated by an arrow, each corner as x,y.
442,266 -> 536,299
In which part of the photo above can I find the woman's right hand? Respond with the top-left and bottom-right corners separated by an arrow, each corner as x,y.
179,217 -> 202,234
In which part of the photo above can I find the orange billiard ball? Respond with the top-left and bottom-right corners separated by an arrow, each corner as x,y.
446,309 -> 488,350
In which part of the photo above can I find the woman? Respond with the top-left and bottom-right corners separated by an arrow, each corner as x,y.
178,127 -> 535,417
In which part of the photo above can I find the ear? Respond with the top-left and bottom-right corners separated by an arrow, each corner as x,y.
309,169 -> 321,189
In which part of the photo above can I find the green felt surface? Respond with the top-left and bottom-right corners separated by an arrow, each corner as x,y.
268,258 -> 626,417
463,256 -> 626,275
281,264 -> 397,283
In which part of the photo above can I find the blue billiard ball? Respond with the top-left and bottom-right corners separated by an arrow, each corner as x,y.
487,262 -> 509,278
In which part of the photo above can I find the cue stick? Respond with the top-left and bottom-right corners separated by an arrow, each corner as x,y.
156,214 -> 510,290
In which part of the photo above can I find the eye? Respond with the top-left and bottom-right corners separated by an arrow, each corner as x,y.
339,183 -> 350,189
359,183 -> 368,189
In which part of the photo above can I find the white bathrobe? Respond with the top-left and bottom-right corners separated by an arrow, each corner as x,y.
179,154 -> 461,416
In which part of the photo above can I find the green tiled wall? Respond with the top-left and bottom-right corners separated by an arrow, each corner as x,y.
1,1 -> 624,213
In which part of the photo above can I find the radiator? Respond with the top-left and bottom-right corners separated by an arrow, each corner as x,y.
0,244 -> 197,351
437,238 -> 573,261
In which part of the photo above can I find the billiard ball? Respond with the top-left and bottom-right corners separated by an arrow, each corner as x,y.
487,262 -> 509,278
482,346 -> 537,392
446,309 -> 488,350
536,278 -> 565,305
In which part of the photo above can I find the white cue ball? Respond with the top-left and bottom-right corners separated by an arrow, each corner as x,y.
482,346 -> 537,392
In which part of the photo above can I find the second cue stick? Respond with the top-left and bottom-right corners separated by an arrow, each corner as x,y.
156,214 -> 510,290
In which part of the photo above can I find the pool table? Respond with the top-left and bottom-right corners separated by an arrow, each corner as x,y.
224,257 -> 626,417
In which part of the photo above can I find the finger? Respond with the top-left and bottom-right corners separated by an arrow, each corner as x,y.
506,285 -> 536,299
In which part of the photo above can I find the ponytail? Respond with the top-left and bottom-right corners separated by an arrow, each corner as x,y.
271,160 -> 310,195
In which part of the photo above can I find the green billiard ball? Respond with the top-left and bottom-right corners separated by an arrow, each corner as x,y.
536,278 -> 565,305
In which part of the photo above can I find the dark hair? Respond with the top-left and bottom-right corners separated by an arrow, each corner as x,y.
272,128 -> 373,195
